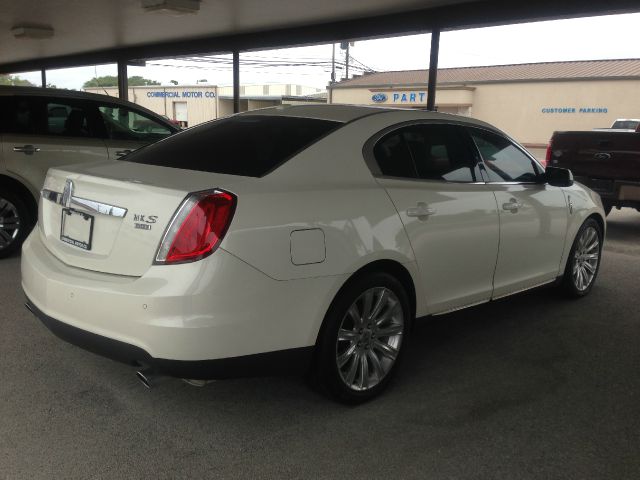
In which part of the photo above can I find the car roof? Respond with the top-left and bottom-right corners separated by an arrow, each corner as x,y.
244,104 -> 499,130
242,104 -> 396,123
0,85 -> 134,105
0,85 -> 178,130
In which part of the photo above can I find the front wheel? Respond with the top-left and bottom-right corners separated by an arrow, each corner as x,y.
314,272 -> 411,404
561,218 -> 603,297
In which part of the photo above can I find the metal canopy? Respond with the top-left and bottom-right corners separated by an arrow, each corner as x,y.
1,0 -> 640,73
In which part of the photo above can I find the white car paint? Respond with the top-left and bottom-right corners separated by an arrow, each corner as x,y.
21,105 -> 605,377
0,87 -> 177,203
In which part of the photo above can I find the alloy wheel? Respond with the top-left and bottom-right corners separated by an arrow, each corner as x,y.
572,225 -> 600,292
336,287 -> 404,391
0,198 -> 20,250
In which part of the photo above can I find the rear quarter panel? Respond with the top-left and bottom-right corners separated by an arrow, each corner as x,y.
219,113 -> 425,309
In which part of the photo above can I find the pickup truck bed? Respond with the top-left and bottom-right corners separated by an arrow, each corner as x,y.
547,130 -> 640,215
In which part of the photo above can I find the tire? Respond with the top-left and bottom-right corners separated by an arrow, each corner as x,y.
0,190 -> 34,259
561,218 -> 603,298
314,272 -> 411,404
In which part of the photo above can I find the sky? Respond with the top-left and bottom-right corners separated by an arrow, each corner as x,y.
17,12 -> 640,90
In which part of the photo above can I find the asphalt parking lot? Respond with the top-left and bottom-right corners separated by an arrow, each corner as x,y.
1,209 -> 639,479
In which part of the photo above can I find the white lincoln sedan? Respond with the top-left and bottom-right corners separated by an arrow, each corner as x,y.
22,105 -> 605,403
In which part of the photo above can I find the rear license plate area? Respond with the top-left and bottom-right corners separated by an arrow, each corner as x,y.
60,208 -> 94,250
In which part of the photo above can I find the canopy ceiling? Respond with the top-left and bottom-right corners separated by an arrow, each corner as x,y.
1,0 -> 639,73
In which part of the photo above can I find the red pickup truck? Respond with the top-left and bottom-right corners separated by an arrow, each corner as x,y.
546,130 -> 640,215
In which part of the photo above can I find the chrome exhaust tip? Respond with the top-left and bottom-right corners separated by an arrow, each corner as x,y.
136,367 -> 158,389
182,378 -> 215,387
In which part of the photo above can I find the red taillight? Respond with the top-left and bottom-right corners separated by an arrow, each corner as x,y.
155,190 -> 236,265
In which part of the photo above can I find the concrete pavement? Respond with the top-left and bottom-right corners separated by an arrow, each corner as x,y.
1,209 -> 639,479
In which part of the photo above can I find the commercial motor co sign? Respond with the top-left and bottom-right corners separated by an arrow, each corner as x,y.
147,90 -> 217,98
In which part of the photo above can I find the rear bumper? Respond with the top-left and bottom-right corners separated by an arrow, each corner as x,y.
25,300 -> 312,379
22,229 -> 342,372
575,176 -> 640,207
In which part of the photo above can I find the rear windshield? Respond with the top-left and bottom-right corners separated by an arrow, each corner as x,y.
611,120 -> 640,130
124,115 -> 342,177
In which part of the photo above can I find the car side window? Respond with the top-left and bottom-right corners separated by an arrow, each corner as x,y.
403,125 -> 478,182
45,101 -> 93,137
469,128 -> 540,183
0,96 -> 42,135
98,105 -> 172,142
372,124 -> 479,182
373,131 -> 418,179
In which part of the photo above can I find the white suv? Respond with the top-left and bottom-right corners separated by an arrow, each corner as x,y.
0,86 -> 178,257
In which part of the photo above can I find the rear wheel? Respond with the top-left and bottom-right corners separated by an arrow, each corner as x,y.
561,218 -> 603,297
314,272 -> 410,404
0,190 -> 33,259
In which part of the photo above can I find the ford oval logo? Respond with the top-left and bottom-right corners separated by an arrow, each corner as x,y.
371,93 -> 387,103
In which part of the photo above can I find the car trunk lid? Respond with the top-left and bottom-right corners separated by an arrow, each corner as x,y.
39,160 -> 251,276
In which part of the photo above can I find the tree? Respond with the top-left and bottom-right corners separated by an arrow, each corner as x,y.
128,76 -> 161,86
82,75 -> 118,87
83,75 -> 161,88
0,74 -> 35,86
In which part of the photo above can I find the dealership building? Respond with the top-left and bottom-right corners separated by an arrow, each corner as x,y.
329,58 -> 640,156
85,59 -> 640,158
85,83 -> 325,128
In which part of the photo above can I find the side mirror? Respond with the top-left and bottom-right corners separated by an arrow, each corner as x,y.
545,166 -> 574,187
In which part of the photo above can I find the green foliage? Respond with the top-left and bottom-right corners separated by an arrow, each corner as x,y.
83,75 -> 118,87
129,76 -> 161,86
0,74 -> 35,86
83,75 -> 161,88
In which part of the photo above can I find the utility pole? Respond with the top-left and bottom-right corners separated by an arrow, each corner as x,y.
329,43 -> 336,104
339,41 -> 353,81
345,42 -> 350,80
331,43 -> 336,83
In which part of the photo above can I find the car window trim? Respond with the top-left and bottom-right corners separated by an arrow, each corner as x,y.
363,119 -> 487,184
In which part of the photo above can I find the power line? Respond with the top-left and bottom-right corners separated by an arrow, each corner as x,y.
148,54 -> 376,76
